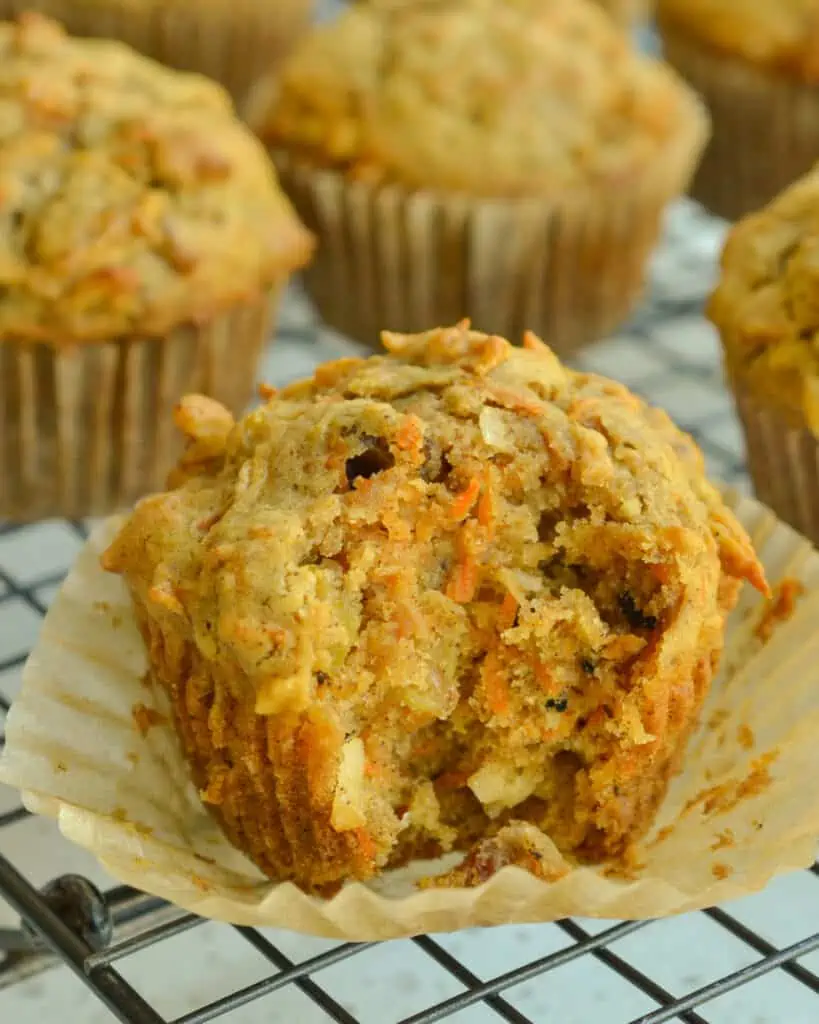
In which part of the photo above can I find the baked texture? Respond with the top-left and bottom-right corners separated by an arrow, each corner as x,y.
103,325 -> 765,893
0,13 -> 312,344
708,167 -> 819,432
657,0 -> 819,83
0,0 -> 310,102
251,0 -> 703,196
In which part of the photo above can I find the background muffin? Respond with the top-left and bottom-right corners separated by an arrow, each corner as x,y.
709,166 -> 819,542
0,14 -> 312,521
103,323 -> 764,894
0,0 -> 310,103
658,0 -> 819,221
248,0 -> 708,355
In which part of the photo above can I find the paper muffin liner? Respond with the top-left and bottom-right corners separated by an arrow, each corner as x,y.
2,492 -> 819,939
271,105 -> 707,358
0,0 -> 310,103
0,291 -> 277,522
733,383 -> 819,547
659,24 -> 819,221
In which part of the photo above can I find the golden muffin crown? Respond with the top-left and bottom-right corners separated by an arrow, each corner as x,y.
658,0 -> 819,82
249,0 -> 706,196
0,13 -> 312,343
104,325 -> 764,893
709,166 -> 819,431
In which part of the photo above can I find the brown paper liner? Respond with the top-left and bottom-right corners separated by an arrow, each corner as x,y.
659,24 -> 819,221
3,492 -> 819,939
0,0 -> 310,103
0,291 -> 277,522
272,102 -> 707,357
733,383 -> 819,546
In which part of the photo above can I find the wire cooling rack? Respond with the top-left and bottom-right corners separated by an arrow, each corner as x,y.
2,201 -> 819,1024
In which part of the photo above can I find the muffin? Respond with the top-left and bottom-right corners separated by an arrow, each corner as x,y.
102,322 -> 765,894
0,14 -> 313,521
658,0 -> 819,221
0,0 -> 309,103
247,0 -> 709,356
709,167 -> 819,542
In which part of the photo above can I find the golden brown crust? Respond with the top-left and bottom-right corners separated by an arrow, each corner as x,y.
104,324 -> 765,893
658,0 -> 819,83
249,0 -> 706,197
708,167 -> 819,432
0,13 -> 312,344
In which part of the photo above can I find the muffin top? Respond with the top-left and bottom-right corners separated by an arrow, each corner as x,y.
105,325 -> 763,805
249,0 -> 707,196
709,167 -> 819,431
658,0 -> 819,82
0,13 -> 313,344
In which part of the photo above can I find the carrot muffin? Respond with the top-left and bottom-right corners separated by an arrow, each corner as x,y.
709,166 -> 819,542
103,323 -> 765,894
0,0 -> 309,103
658,0 -> 819,220
247,0 -> 708,355
0,14 -> 312,522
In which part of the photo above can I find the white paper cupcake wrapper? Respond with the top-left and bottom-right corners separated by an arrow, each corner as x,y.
2,492 -> 819,939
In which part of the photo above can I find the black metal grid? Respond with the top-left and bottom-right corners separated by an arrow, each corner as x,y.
3,206 -> 819,1023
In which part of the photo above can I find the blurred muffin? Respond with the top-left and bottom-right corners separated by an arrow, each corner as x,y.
0,0 -> 309,103
103,323 -> 764,894
594,0 -> 650,28
658,0 -> 819,221
247,0 -> 708,355
710,166 -> 819,542
0,14 -> 312,521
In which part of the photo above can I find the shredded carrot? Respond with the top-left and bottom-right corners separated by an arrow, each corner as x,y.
355,828 -> 377,863
482,649 -> 510,716
364,760 -> 383,780
395,415 -> 424,453
477,467 -> 495,534
450,476 -> 481,520
498,592 -> 518,631
446,550 -> 479,603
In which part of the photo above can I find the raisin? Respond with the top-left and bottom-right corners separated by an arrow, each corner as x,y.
580,658 -> 596,675
545,697 -> 569,712
618,592 -> 658,631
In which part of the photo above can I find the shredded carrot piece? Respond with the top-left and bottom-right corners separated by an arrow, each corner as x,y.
498,592 -> 518,631
477,467 -> 494,534
364,760 -> 383,780
450,477 -> 481,520
355,828 -> 377,862
395,415 -> 424,453
482,649 -> 510,716
446,550 -> 479,603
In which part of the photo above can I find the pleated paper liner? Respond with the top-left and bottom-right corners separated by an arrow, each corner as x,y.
270,96 -> 707,358
2,491 -> 819,940
0,0 -> 310,103
734,383 -> 819,548
0,291 -> 276,522
659,23 -> 819,222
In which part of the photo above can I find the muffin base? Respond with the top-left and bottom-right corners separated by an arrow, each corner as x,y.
0,0 -> 309,102
734,383 -> 819,545
660,24 -> 819,222
273,110 -> 706,357
0,292 -> 277,522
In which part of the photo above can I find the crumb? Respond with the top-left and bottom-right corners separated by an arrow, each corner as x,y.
712,862 -> 732,880
707,708 -> 730,731
755,578 -> 805,643
737,724 -> 754,750
92,600 -> 111,613
753,819 -> 763,830
110,613 -> 123,629
132,702 -> 166,737
710,828 -> 735,852
648,824 -> 675,847
683,751 -> 778,818
126,751 -> 139,765
55,760 -> 67,774
190,874 -> 212,892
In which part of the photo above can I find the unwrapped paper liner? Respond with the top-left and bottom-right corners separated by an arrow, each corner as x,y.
3,492 -> 819,940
